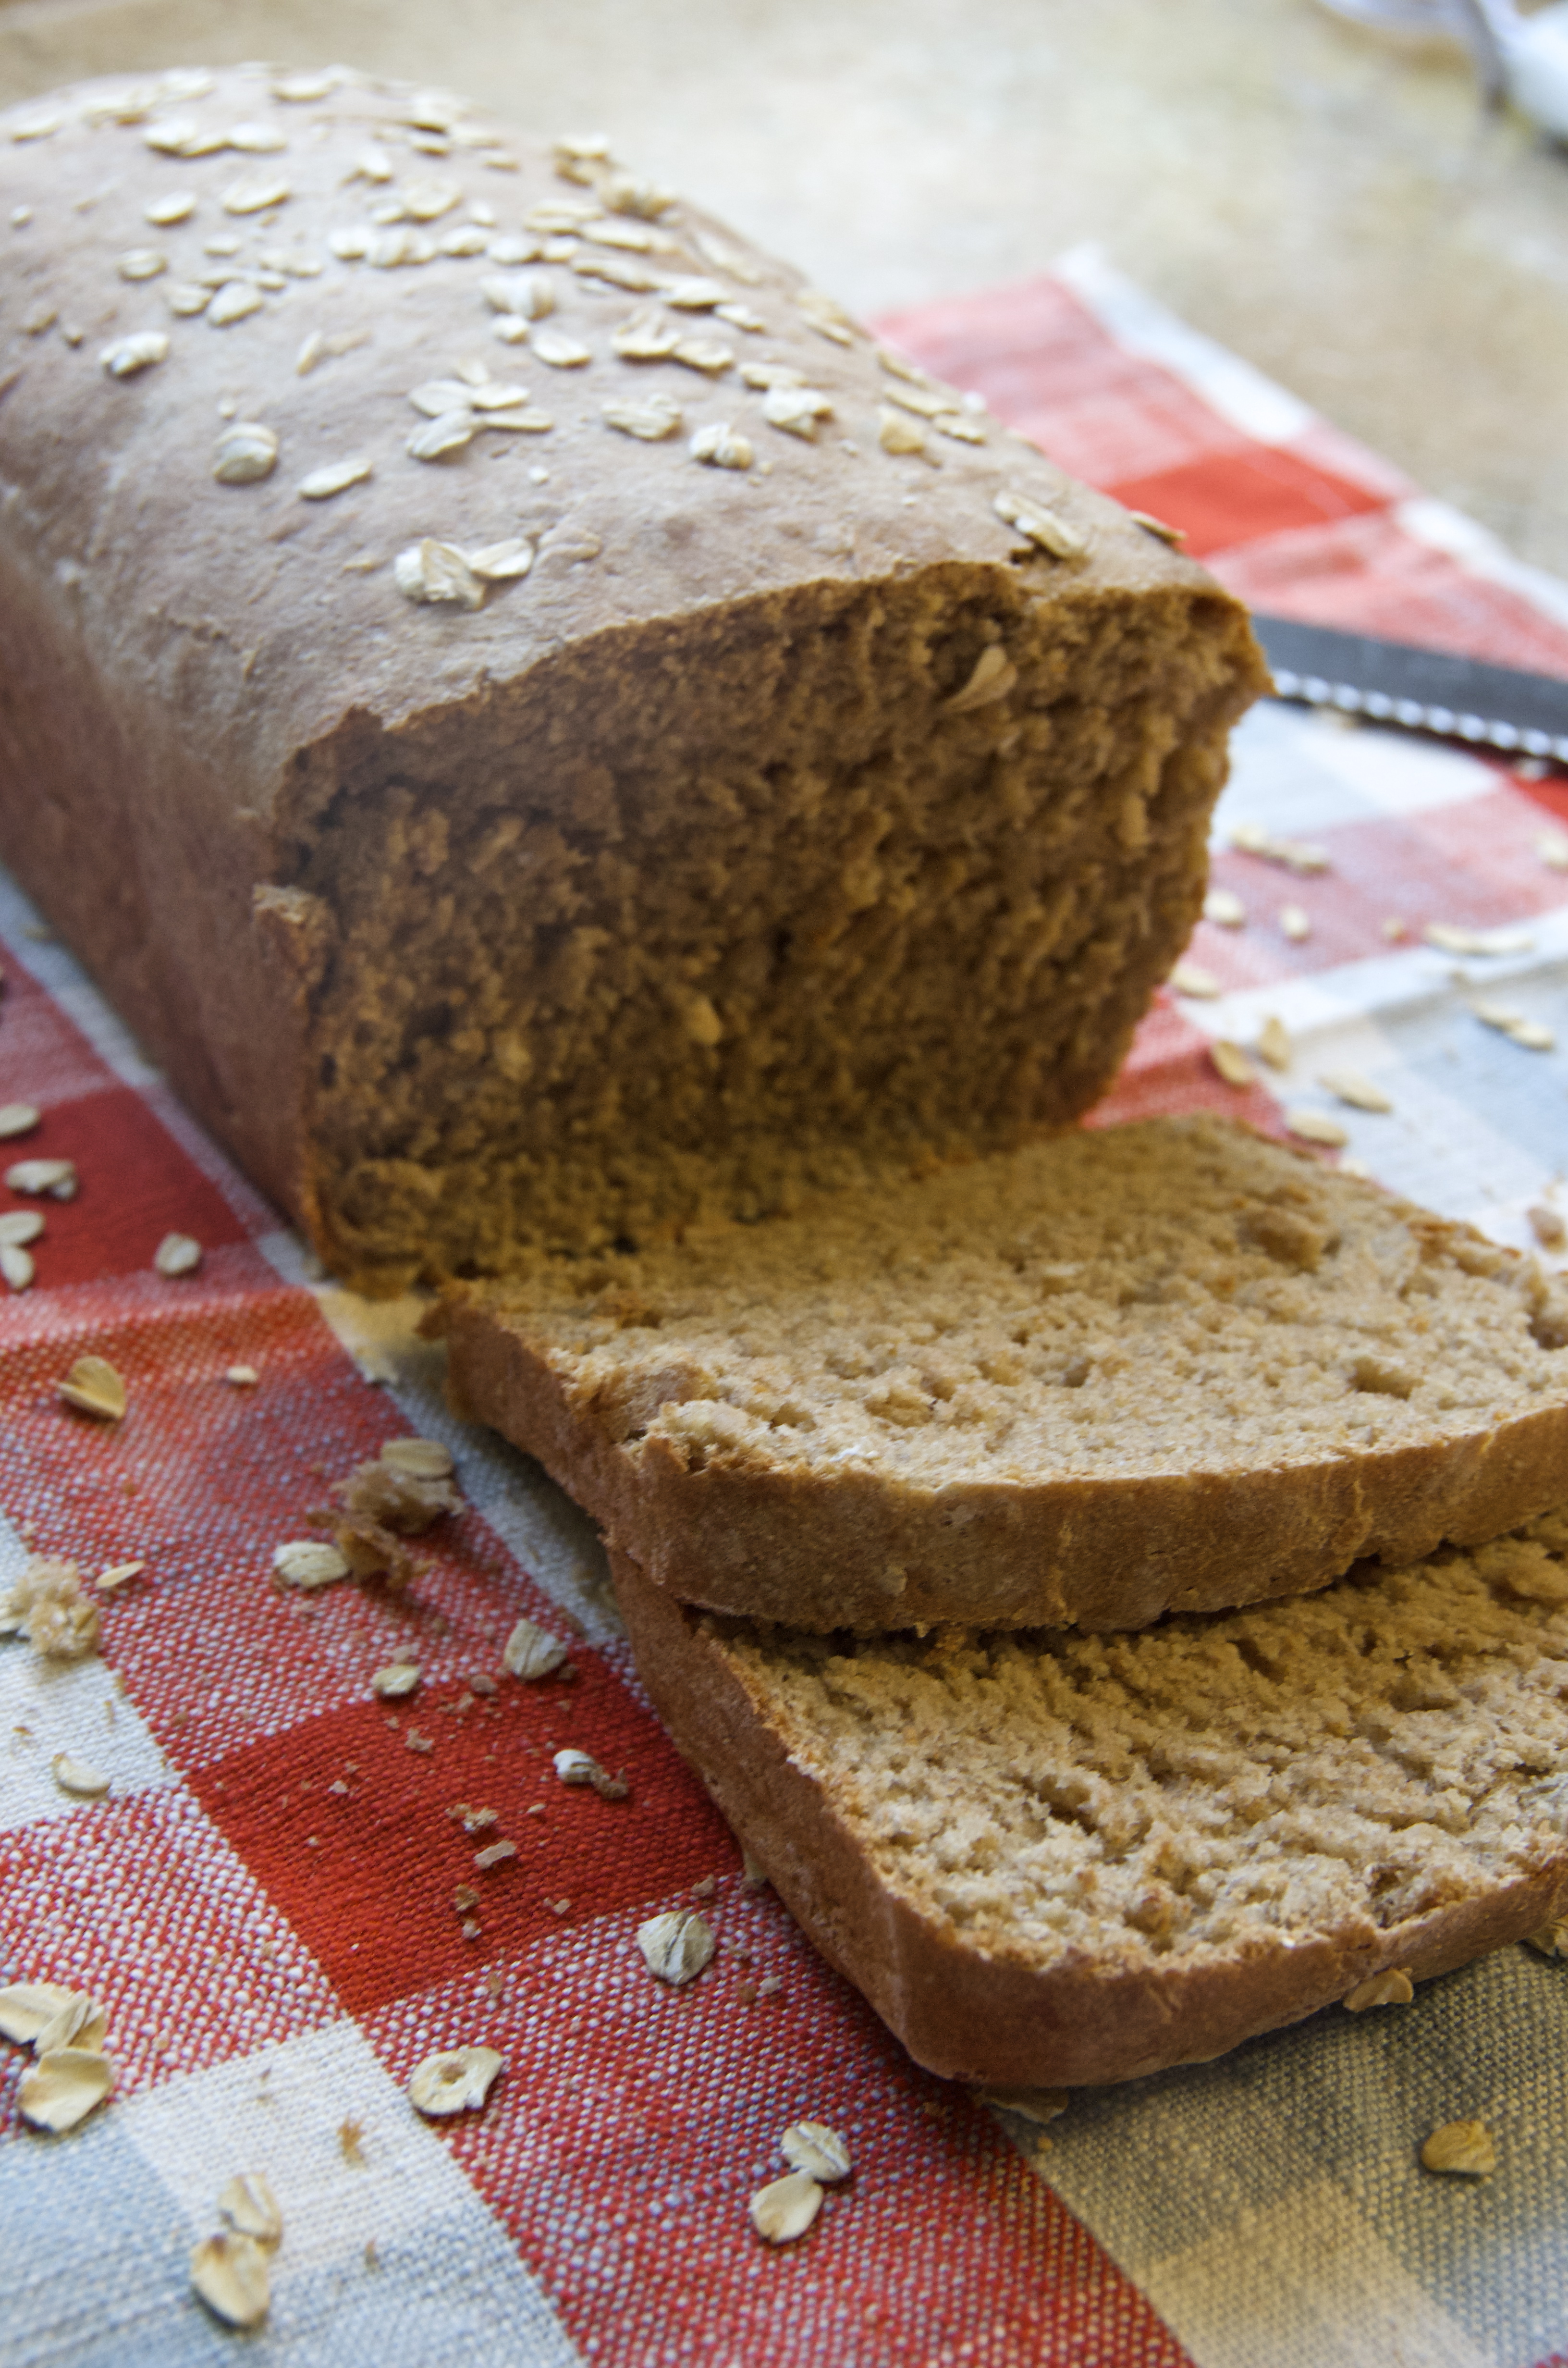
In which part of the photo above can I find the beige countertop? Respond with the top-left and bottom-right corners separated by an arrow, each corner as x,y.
3,0 -> 1567,583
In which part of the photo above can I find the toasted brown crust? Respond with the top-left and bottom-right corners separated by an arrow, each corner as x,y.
444,1272 -> 1568,1636
612,1547 -> 1568,2087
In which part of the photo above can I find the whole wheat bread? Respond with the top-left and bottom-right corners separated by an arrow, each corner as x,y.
0,68 -> 1263,1295
613,1515 -> 1568,2087
445,1113 -> 1568,1632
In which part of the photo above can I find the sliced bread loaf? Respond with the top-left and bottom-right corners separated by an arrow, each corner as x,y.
613,1517 -> 1568,2087
0,70 -> 1264,1295
445,1113 -> 1568,1632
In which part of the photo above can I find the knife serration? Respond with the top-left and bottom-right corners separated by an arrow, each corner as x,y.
1250,614 -> 1568,763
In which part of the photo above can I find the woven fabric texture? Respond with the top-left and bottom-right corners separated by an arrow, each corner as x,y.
2,252 -> 1567,2368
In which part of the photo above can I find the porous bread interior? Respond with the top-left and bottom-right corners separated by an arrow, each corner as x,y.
710,1510 -> 1568,1971
294,571 -> 1254,1290
476,1112 -> 1568,1486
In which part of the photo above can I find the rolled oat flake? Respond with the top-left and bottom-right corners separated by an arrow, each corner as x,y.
749,2170 -> 823,2244
59,1356 -> 127,1420
191,2232 -> 270,2329
635,1909 -> 715,1986
1421,2119 -> 1496,2176
272,1540 -> 349,1590
781,2120 -> 852,2181
407,2045 -> 504,2116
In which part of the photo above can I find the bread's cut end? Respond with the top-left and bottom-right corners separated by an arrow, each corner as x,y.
614,1520 -> 1568,2086
293,569 -> 1263,1293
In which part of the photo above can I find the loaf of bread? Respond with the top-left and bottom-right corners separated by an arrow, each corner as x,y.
613,1516 -> 1568,2087
0,67 -> 1265,1294
444,1113 -> 1568,1631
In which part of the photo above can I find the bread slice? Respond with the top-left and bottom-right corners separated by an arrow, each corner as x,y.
613,1521 -> 1568,2087
0,70 -> 1265,1297
444,1113 -> 1568,1632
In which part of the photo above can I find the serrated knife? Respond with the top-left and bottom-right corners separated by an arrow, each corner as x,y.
1251,613 -> 1568,764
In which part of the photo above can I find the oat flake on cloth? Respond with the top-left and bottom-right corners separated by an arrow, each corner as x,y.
3,248 -> 1568,2368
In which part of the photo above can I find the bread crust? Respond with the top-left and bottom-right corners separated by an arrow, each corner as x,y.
612,1547 -> 1568,2087
446,1276 -> 1568,1633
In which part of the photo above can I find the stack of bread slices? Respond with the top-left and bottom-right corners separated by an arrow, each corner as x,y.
445,1112 -> 1568,2088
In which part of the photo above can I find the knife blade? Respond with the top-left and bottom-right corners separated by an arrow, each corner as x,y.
1250,613 -> 1568,764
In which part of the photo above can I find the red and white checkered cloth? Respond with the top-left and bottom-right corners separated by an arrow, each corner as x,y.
3,250 -> 1568,2368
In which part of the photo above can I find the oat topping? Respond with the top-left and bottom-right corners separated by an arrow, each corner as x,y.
636,1909 -> 714,1985
1130,510 -> 1187,545
0,1103 -> 40,1138
218,2172 -> 283,2248
1318,1069 -> 1392,1115
208,280 -> 266,327
1203,888 -> 1246,928
191,2233 -> 270,2329
96,1561 -> 145,1592
226,1364 -> 260,1386
1343,1968 -> 1414,2010
116,246 -> 168,281
272,1539 -> 350,1591
975,2085 -> 1068,2126
0,1207 -> 44,1242
220,173 -> 291,217
298,456 -> 373,500
0,1981 -> 92,2047
99,330 -> 169,377
1170,962 -> 1220,999
1285,1108 -> 1350,1149
761,384 -> 833,440
1421,2119 -> 1495,2176
530,327 -> 591,368
0,1242 -> 34,1291
944,645 -> 1017,715
51,1751 -> 110,1800
19,2047 -> 114,2134
690,421 -> 754,469
781,2121 -> 852,2181
795,286 -> 857,345
1256,1014 -> 1293,1070
612,306 -> 679,361
602,391 -> 683,441
381,1437 -> 454,1480
59,1356 -> 127,1421
749,2170 -> 823,2243
407,2045 -> 504,2115
502,1618 -> 569,1679
877,409 -> 931,457
395,539 -> 485,607
481,270 -> 554,319
154,1231 -> 204,1274
212,425 -> 279,485
993,489 -> 1088,559
1229,821 -> 1331,875
1209,1041 -> 1255,1090
553,1747 -> 628,1798
407,406 -> 481,459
